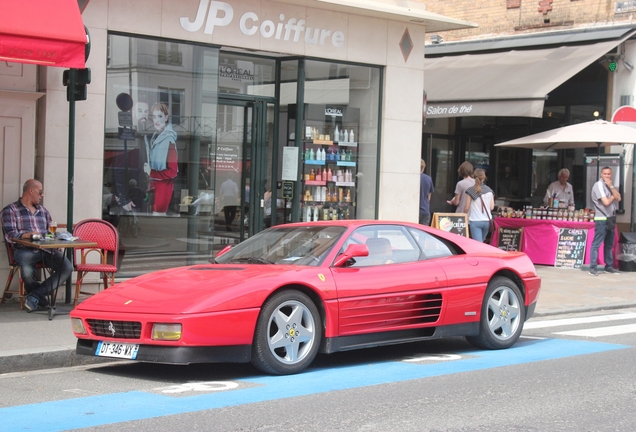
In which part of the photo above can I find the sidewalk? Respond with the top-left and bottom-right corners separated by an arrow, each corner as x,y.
1,265 -> 635,374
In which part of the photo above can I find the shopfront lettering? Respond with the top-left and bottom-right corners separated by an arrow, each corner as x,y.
427,105 -> 474,115
181,0 -> 345,48
325,108 -> 343,117
219,66 -> 253,81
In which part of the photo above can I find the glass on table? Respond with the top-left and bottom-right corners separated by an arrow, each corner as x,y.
49,221 -> 57,234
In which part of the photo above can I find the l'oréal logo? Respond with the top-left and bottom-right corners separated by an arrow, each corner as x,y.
180,0 -> 345,48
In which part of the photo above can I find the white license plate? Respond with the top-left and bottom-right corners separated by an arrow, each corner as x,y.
95,341 -> 139,359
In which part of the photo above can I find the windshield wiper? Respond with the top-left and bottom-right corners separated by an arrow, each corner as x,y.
228,257 -> 274,264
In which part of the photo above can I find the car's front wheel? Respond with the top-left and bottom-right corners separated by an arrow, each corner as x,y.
252,290 -> 322,375
466,276 -> 525,350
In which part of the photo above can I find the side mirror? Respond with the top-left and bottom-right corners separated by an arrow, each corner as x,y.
333,244 -> 368,267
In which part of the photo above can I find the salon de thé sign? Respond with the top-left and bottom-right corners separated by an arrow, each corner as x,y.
181,0 -> 346,48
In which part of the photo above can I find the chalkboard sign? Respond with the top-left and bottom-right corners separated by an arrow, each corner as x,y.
282,181 -> 293,199
554,228 -> 588,269
431,213 -> 469,237
497,227 -> 523,251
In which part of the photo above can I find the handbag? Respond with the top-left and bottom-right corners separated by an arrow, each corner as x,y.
479,194 -> 494,243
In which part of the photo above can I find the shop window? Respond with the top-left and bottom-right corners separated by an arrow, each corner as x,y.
104,34 -> 219,274
295,60 -> 381,221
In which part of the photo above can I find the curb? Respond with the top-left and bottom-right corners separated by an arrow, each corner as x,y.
532,302 -> 636,318
0,349 -> 111,375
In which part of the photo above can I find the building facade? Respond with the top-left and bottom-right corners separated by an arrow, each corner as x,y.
419,0 -> 636,232
1,0 -> 472,279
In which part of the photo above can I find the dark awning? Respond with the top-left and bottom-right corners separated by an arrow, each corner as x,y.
424,28 -> 636,119
0,0 -> 86,68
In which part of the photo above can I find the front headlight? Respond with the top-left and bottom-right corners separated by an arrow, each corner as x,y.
71,318 -> 87,335
152,323 -> 182,341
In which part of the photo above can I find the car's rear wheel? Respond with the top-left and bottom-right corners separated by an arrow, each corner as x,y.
252,290 -> 322,375
466,276 -> 525,350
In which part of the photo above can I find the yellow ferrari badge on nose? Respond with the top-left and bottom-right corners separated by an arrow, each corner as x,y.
318,274 -> 325,282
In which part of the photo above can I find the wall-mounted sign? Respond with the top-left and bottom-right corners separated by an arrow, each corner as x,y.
282,181 -> 293,199
181,0 -> 346,48
282,146 -> 299,181
325,107 -> 343,117
211,144 -> 240,172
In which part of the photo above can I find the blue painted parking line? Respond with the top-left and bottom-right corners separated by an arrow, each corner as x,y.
1,338 -> 629,431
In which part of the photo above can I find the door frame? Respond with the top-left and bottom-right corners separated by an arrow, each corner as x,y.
218,94 -> 277,241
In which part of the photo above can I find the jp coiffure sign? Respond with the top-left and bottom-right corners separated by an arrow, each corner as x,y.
180,0 -> 346,48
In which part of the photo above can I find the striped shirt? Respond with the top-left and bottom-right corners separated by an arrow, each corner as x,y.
1,200 -> 51,247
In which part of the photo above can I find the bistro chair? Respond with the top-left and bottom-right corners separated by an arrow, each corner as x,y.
72,219 -> 120,307
1,228 -> 44,309
2,232 -> 25,309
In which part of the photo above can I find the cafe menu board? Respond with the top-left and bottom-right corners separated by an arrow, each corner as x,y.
497,227 -> 523,251
431,213 -> 469,237
555,228 -> 588,269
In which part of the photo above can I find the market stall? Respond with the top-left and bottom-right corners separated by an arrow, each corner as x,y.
490,217 -> 619,267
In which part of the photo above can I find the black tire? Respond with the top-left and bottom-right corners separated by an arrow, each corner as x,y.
251,290 -> 322,375
466,276 -> 525,350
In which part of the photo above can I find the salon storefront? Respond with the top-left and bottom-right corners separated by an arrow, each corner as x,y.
0,0 -> 473,277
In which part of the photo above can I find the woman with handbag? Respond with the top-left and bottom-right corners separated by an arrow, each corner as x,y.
464,169 -> 495,242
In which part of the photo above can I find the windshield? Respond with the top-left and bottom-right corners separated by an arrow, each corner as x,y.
215,225 -> 347,266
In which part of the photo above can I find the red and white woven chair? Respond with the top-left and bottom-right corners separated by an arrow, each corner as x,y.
2,228 -> 44,309
72,219 -> 119,307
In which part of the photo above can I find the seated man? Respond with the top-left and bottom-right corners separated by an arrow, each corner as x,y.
1,179 -> 73,312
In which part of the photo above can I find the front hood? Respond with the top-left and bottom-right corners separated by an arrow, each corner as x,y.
76,264 -> 309,315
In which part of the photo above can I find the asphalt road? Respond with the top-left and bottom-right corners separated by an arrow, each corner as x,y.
2,308 -> 635,432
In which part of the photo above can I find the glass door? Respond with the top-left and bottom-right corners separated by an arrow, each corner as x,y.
216,97 -> 274,241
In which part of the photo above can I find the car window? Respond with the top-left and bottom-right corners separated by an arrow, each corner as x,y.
343,226 -> 420,267
407,227 -> 454,259
216,226 -> 346,266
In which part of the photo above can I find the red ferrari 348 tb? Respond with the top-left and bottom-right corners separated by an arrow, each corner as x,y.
70,220 -> 541,375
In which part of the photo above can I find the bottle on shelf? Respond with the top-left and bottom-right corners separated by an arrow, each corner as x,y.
346,189 -> 351,202
327,168 -> 333,181
347,149 -> 352,161
343,129 -> 348,143
313,206 -> 319,221
349,129 -> 354,142
322,168 -> 327,181
309,148 -> 315,160
309,169 -> 315,180
334,125 -> 339,142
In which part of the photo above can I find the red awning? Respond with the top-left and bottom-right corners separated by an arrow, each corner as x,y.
0,0 -> 87,68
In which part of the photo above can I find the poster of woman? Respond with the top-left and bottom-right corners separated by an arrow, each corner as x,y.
144,102 -> 178,215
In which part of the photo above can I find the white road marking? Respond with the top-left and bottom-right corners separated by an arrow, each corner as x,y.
554,323 -> 636,338
156,381 -> 239,393
524,312 -> 636,330
403,354 -> 461,362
